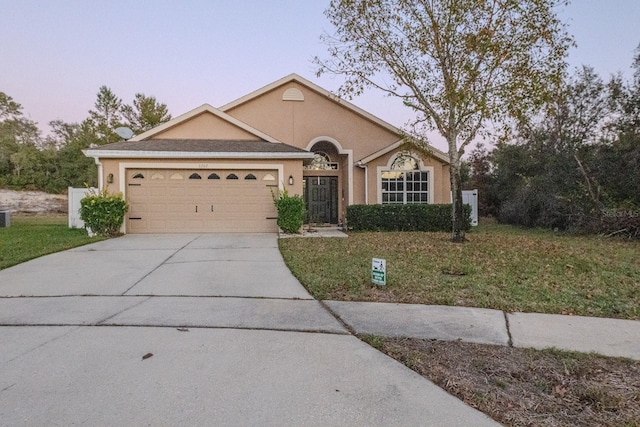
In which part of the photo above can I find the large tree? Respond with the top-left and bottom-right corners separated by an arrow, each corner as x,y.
88,86 -> 124,145
316,0 -> 573,241
121,93 -> 172,135
0,92 -> 41,185
55,120 -> 99,189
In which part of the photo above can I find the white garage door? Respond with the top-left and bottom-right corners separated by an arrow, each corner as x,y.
126,169 -> 279,233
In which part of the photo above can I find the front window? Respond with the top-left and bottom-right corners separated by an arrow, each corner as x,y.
381,155 -> 429,204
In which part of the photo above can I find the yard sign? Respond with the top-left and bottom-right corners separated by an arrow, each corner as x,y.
372,258 -> 386,286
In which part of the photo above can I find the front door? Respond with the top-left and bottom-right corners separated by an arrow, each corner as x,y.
304,176 -> 338,224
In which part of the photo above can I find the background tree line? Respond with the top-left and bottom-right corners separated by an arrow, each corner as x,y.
0,87 -> 171,193
463,48 -> 640,238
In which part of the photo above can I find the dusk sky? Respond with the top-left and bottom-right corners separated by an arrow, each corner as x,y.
2,0 -> 640,151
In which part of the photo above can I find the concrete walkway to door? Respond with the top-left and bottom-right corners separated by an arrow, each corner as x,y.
0,233 -> 498,426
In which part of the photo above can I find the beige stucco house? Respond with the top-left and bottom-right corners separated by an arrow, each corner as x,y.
84,74 -> 451,233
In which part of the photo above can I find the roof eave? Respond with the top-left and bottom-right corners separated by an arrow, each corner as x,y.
358,139 -> 450,165
84,150 -> 315,160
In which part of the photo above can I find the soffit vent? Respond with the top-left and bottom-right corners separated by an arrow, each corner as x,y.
282,87 -> 304,102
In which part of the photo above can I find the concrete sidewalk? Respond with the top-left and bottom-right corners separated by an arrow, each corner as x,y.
0,296 -> 346,333
325,301 -> 640,360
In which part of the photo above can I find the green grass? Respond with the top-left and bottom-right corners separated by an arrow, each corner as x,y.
279,222 -> 640,320
0,214 -> 105,270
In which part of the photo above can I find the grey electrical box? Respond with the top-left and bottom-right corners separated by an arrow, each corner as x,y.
0,211 -> 10,227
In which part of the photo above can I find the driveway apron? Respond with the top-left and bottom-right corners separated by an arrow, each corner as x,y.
0,233 -> 498,426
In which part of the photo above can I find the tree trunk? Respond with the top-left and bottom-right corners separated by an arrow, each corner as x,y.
448,139 -> 466,243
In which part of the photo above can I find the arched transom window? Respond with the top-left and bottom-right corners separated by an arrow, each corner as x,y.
381,154 -> 429,204
304,151 -> 338,170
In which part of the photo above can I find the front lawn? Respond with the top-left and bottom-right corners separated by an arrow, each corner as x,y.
279,223 -> 640,320
0,214 -> 104,270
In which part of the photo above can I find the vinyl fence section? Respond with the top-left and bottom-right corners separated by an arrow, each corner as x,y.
462,189 -> 478,226
68,187 -> 97,228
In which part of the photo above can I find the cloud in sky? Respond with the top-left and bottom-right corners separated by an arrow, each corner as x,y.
2,0 -> 639,151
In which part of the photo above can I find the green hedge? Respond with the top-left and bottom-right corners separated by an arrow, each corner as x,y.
80,189 -> 129,237
346,204 -> 471,232
273,189 -> 305,234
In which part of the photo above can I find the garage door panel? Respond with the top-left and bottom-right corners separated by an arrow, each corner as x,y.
149,187 -> 167,196
147,203 -> 168,213
128,219 -> 149,232
161,203 -> 188,213
126,169 -> 279,233
127,186 -> 148,196
212,209 -> 276,221
165,187 -> 187,196
148,220 -> 168,231
186,187 -> 209,196
215,201 -> 276,211
212,193 -> 273,203
128,204 -> 148,214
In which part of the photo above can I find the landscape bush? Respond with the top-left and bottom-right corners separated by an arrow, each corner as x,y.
273,188 -> 305,234
346,204 -> 471,232
79,189 -> 128,237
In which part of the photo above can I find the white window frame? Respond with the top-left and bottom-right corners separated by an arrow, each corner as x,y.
376,153 -> 434,204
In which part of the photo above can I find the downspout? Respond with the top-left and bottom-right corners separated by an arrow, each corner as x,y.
96,160 -> 103,190
83,151 -> 103,189
364,165 -> 368,205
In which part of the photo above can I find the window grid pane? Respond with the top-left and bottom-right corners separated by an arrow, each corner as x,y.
382,169 -> 429,205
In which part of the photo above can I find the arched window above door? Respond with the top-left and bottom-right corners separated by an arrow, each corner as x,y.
304,151 -> 338,170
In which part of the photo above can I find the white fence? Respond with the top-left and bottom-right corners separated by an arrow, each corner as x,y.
462,189 -> 478,226
68,187 -> 97,228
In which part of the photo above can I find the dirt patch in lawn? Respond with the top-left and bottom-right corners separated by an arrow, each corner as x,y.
368,337 -> 640,426
0,189 -> 67,214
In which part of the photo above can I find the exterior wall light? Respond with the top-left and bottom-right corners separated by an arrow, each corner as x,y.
107,173 -> 114,184
288,175 -> 294,185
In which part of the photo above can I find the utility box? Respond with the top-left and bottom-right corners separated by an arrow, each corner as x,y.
0,211 -> 10,228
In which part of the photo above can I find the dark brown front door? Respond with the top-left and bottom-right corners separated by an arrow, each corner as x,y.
304,176 -> 338,224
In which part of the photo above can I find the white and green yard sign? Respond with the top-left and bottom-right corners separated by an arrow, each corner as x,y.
372,258 -> 386,286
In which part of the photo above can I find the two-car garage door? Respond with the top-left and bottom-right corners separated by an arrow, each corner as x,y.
126,169 -> 279,233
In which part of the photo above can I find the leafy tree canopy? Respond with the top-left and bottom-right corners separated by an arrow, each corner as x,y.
316,0 -> 573,241
0,92 -> 23,120
122,93 -> 172,135
88,86 -> 124,145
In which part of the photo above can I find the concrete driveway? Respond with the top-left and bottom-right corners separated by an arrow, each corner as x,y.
0,234 -> 498,426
